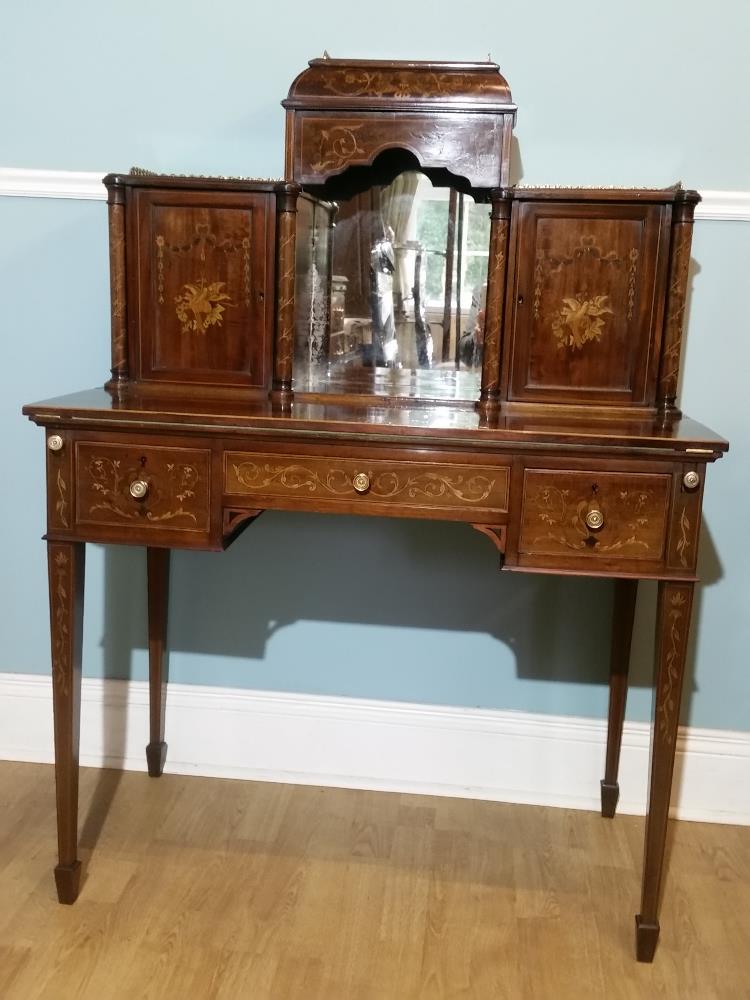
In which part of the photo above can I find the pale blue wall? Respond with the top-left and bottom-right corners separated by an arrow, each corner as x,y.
2,1 -> 748,729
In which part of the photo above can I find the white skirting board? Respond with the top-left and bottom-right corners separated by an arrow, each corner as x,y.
1,673 -> 748,825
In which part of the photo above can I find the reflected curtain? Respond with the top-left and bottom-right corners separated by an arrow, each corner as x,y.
380,172 -> 420,314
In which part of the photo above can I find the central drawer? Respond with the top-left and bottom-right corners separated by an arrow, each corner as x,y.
224,450 -> 510,521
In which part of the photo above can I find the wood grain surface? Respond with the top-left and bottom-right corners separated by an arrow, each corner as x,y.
1,762 -> 747,999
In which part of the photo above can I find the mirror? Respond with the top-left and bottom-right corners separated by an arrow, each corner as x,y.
294,171 -> 490,401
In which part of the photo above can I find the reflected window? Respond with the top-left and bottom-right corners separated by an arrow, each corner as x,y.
294,171 -> 491,400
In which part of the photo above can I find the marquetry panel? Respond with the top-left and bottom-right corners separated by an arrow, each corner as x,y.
131,189 -> 273,388
46,433 -> 73,533
225,451 -> 510,519
294,113 -> 506,188
506,202 -> 668,406
75,442 -> 211,532
518,469 -> 671,561
666,468 -> 705,572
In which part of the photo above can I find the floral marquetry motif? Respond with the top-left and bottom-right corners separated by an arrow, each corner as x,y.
285,58 -> 514,109
551,294 -> 613,351
655,586 -> 692,745
508,200 -> 667,406
519,470 -> 672,562
51,549 -> 71,697
104,174 -> 277,392
319,69 -> 505,102
75,442 -> 211,534
174,279 -> 233,335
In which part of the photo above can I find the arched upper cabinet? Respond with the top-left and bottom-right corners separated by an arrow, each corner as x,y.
285,58 -> 518,404
282,57 -> 517,194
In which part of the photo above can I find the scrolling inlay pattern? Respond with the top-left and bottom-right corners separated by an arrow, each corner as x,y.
531,486 -> 655,553
108,202 -> 128,373
657,590 -> 688,743
56,467 -> 69,529
87,458 -> 199,523
675,506 -> 691,569
232,461 -> 497,503
275,218 -> 297,379
51,550 -> 70,697
310,126 -> 366,173
658,224 -> 692,403
481,216 -> 509,391
321,69 -> 499,100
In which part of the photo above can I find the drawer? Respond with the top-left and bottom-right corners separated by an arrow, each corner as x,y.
225,451 -> 510,520
75,442 -> 211,532
518,468 -> 671,561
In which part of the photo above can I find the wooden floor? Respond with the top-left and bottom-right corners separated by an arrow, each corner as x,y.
0,762 -> 748,999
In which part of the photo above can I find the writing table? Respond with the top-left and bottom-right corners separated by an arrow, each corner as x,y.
22,56 -> 729,962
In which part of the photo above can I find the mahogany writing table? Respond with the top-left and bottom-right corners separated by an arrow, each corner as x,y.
22,57 -> 729,962
23,387 -> 727,961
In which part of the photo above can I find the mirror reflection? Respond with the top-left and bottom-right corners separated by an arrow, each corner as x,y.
294,172 -> 490,399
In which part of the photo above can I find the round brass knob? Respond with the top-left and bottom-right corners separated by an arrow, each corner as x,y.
352,472 -> 370,494
48,434 -> 64,453
683,470 -> 700,491
129,479 -> 149,500
585,507 -> 605,531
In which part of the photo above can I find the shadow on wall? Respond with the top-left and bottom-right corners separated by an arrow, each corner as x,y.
98,510 -> 723,712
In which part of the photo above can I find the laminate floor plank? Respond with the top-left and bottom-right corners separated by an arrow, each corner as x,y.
0,761 -> 748,999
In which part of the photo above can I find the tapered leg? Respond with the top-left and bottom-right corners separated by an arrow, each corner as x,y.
146,547 -> 170,777
636,579 -> 694,962
601,579 -> 638,817
48,540 -> 85,904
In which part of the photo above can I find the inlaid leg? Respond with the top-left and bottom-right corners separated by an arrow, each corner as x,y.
146,547 -> 170,777
636,579 -> 693,962
601,578 -> 638,817
48,540 -> 85,904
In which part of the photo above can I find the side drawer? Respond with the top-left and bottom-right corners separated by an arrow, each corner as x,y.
225,450 -> 510,521
518,468 -> 671,562
75,441 -> 211,533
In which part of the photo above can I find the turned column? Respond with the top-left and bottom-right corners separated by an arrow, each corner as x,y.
657,191 -> 699,418
601,578 -> 638,818
272,183 -> 300,405
48,540 -> 85,904
105,180 -> 129,389
636,579 -> 694,961
146,547 -> 170,777
478,189 -> 512,415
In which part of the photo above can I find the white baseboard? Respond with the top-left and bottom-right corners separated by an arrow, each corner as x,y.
1,673 -> 748,825
1,168 -> 749,222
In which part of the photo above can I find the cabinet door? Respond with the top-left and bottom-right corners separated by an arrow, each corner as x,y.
505,202 -> 669,406
130,188 -> 274,389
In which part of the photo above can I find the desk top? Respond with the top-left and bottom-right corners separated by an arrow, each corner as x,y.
24,387 -> 728,461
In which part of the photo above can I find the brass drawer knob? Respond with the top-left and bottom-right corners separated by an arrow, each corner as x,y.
585,507 -> 605,531
352,472 -> 370,494
683,470 -> 700,490
48,434 -> 64,453
129,479 -> 149,500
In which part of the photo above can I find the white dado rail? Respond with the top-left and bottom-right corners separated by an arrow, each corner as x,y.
1,167 -> 749,221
